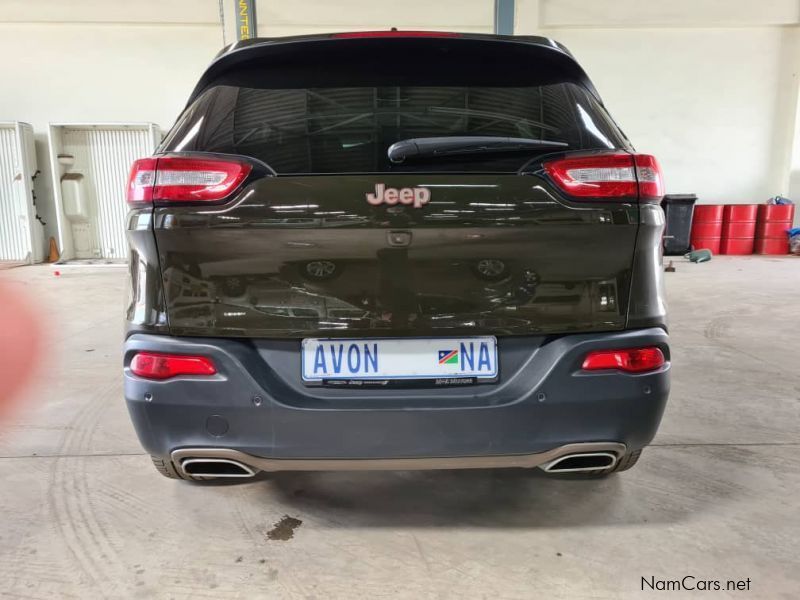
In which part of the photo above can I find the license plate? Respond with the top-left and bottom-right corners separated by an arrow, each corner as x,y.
301,336 -> 498,382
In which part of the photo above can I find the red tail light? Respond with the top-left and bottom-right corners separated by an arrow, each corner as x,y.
582,347 -> 666,373
543,153 -> 664,202
331,31 -> 461,39
130,352 -> 217,380
633,154 -> 665,201
127,156 -> 251,205
127,157 -> 157,203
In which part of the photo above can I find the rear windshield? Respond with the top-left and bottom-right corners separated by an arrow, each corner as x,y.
161,83 -> 627,174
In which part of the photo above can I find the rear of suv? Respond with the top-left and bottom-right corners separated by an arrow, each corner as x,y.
124,31 -> 670,481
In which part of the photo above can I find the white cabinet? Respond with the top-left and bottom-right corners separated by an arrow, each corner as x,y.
48,123 -> 160,261
0,122 -> 44,264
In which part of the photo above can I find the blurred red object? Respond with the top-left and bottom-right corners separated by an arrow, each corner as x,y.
0,280 -> 43,421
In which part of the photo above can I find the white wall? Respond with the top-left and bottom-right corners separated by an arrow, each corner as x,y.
255,0 -> 494,36
0,23 -> 221,130
0,9 -> 224,248
517,0 -> 800,213
0,0 -> 798,253
546,27 -> 794,202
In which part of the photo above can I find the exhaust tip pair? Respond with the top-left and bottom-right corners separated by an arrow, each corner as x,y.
173,446 -> 623,479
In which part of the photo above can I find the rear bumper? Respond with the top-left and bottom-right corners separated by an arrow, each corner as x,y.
123,328 -> 670,467
171,442 -> 628,475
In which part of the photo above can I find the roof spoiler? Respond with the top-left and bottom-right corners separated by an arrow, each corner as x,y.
191,32 -> 601,106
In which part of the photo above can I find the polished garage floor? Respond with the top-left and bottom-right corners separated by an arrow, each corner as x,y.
0,257 -> 798,599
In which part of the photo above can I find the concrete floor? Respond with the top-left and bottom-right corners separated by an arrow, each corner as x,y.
0,257 -> 798,599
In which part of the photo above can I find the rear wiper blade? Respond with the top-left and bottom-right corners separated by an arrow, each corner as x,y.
387,136 -> 569,164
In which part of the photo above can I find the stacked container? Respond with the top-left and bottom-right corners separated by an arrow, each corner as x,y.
754,204 -> 795,255
720,204 -> 758,255
690,205 -> 724,254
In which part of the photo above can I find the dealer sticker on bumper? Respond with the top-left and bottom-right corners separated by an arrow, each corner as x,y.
301,337 -> 498,382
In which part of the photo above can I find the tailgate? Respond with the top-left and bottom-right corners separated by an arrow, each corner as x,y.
146,34 -> 641,338
154,174 -> 637,337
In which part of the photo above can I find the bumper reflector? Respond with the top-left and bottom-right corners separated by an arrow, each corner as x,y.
130,352 -> 217,380
582,347 -> 665,373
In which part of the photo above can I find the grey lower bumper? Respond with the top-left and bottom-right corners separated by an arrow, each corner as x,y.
171,442 -> 627,476
124,328 -> 670,464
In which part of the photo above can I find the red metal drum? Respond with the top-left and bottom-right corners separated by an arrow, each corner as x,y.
757,221 -> 793,238
690,204 -> 724,254
754,238 -> 792,254
754,204 -> 795,255
720,204 -> 758,255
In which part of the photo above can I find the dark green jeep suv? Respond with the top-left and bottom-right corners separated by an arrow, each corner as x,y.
123,31 -> 669,480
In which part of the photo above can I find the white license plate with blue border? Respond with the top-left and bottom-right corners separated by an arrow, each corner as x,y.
301,337 -> 498,382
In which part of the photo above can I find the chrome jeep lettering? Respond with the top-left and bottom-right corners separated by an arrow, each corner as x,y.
366,183 -> 385,205
366,184 -> 430,208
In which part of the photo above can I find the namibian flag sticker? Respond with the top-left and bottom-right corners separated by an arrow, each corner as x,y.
438,349 -> 459,365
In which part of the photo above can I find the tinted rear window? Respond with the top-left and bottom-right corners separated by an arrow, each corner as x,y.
161,82 -> 626,174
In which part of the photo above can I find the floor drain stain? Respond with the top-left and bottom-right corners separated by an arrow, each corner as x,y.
266,515 -> 302,541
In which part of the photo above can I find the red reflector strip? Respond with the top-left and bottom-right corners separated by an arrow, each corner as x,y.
582,347 -> 665,373
130,352 -> 217,380
331,31 -> 461,38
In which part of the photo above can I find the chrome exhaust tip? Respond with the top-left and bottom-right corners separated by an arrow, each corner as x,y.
180,458 -> 256,478
542,452 -> 618,473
